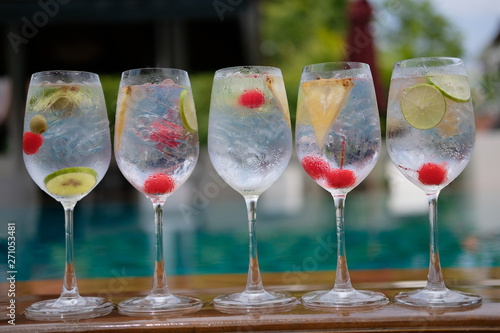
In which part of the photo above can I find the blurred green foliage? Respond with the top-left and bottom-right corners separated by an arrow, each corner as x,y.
100,0 -> 463,145
260,0 -> 349,123
377,0 -> 463,90
100,74 -> 120,141
189,72 -> 214,145
379,0 -> 463,60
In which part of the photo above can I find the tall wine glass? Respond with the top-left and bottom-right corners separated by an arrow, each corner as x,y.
295,62 -> 388,309
22,71 -> 113,320
114,68 -> 201,316
386,57 -> 481,307
208,66 -> 297,312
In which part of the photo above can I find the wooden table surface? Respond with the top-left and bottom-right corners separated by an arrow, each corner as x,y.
1,267 -> 500,332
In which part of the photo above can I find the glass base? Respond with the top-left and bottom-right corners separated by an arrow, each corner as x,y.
394,288 -> 482,308
25,296 -> 113,321
213,290 -> 298,314
118,294 -> 202,316
301,289 -> 388,309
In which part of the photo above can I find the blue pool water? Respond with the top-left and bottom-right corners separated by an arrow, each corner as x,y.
2,141 -> 500,283
2,158 -> 499,283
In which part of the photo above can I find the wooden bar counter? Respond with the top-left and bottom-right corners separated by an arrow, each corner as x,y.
1,267 -> 499,332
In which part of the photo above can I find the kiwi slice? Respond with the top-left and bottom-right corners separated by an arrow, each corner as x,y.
44,167 -> 97,197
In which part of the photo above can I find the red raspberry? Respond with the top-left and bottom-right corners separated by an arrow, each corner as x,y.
418,163 -> 447,185
326,169 -> 356,189
238,89 -> 265,109
301,156 -> 330,180
144,173 -> 175,195
22,131 -> 43,155
150,120 -> 183,149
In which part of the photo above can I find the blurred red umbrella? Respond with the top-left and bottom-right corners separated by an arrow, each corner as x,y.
345,0 -> 386,113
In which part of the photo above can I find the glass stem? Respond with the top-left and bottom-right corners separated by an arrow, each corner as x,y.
332,194 -> 353,292
60,201 -> 80,300
151,202 -> 171,297
426,192 -> 446,291
244,195 -> 264,293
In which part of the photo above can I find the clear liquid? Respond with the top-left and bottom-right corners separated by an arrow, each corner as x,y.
208,75 -> 292,196
386,76 -> 475,192
295,77 -> 381,194
114,82 -> 199,201
23,83 -> 111,202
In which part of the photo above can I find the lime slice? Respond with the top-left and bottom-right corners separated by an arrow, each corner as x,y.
301,78 -> 354,146
401,83 -> 446,130
265,76 -> 291,124
44,167 -> 97,197
427,75 -> 470,102
180,89 -> 198,132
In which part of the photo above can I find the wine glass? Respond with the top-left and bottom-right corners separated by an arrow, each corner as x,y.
386,57 -> 481,307
207,66 -> 297,313
22,71 -> 113,320
295,62 -> 388,309
114,68 -> 202,316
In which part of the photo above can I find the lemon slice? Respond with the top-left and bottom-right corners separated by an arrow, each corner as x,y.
437,109 -> 459,138
401,83 -> 446,130
114,85 -> 132,150
44,167 -> 97,197
427,74 -> 470,102
301,78 -> 354,146
180,89 -> 198,132
265,76 -> 291,124
30,85 -> 88,114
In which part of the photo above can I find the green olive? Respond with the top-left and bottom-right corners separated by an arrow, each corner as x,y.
29,115 -> 48,134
